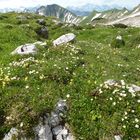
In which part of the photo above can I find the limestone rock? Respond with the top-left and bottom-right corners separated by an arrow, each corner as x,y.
11,44 -> 37,55
53,33 -> 76,46
34,123 -> 52,140
3,128 -> 19,140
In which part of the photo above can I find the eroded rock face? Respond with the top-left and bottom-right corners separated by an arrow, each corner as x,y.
34,122 -> 52,140
11,44 -> 37,55
53,33 -> 76,46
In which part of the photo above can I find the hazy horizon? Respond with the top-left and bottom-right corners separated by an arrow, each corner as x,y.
0,0 -> 139,9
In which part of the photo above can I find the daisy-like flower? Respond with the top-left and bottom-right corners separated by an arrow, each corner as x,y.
135,124 -> 139,128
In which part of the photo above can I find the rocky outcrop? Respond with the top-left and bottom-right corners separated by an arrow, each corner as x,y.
3,100 -> 75,140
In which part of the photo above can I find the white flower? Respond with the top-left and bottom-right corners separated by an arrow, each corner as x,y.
131,110 -> 135,113
99,89 -> 103,94
119,97 -> 122,101
66,94 -> 70,98
124,112 -> 128,115
135,124 -> 139,128
122,118 -> 124,121
20,122 -> 23,127
25,85 -> 29,89
113,102 -> 116,106
137,100 -> 140,103
135,118 -> 139,123
110,97 -> 113,101
121,80 -> 125,86
124,116 -> 127,119
123,125 -> 126,128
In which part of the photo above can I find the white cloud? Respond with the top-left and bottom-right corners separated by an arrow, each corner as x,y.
0,0 -> 139,9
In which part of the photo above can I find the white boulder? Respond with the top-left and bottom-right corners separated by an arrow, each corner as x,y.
53,33 -> 76,46
11,44 -> 37,55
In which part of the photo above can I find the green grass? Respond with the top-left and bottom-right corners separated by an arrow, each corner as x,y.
0,12 -> 140,139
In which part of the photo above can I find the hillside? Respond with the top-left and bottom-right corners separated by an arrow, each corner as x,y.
0,12 -> 140,140
81,4 -> 140,27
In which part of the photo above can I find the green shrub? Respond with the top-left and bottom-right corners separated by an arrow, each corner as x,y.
128,34 -> 140,47
113,23 -> 128,28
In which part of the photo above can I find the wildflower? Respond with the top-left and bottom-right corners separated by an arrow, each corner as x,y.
25,85 -> 29,89
124,116 -> 128,119
120,80 -> 125,86
110,97 -> 113,101
137,100 -> 140,103
135,124 -> 139,128
124,112 -> 127,115
99,89 -> 103,94
122,118 -> 124,121
113,102 -> 116,106
119,97 -> 122,101
66,94 -> 70,98
135,118 -> 139,123
20,122 -> 23,127
25,77 -> 28,81
131,110 -> 135,113
123,125 -> 126,128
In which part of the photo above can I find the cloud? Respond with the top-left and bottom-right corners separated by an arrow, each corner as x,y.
0,0 -> 139,9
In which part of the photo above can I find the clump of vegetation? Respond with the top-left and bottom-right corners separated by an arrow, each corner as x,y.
128,34 -> 140,47
111,35 -> 125,48
113,23 -> 128,28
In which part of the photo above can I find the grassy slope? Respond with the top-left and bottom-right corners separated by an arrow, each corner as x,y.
0,12 -> 140,139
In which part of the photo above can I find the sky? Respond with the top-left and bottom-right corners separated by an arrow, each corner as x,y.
0,0 -> 139,9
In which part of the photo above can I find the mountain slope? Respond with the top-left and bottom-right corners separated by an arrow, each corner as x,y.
36,4 -> 82,24
81,4 -> 140,27
108,4 -> 140,27
81,8 -> 129,25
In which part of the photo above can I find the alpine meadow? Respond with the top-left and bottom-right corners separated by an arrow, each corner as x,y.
0,1 -> 140,140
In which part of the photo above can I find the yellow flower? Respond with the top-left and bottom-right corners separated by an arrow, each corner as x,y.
25,77 -> 28,81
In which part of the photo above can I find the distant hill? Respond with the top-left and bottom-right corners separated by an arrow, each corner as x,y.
81,4 -> 140,27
